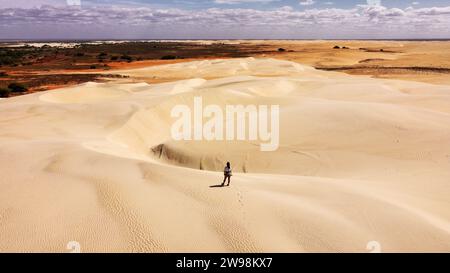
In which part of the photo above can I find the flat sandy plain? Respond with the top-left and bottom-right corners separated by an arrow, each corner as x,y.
0,41 -> 449,252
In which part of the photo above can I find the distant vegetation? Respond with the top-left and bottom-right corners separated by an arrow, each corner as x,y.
8,82 -> 28,93
0,82 -> 28,98
120,55 -> 133,62
0,41 -> 266,71
161,55 -> 177,60
0,49 -> 27,66
333,45 -> 350,50
0,87 -> 10,98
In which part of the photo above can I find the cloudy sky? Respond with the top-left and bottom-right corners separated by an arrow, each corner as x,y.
0,0 -> 449,39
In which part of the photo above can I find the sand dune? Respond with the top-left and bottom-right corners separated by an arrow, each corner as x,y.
0,58 -> 449,252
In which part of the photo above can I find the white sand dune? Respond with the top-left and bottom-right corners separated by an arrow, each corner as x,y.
111,57 -> 315,80
0,58 -> 449,252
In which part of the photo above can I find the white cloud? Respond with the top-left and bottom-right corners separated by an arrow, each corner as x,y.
66,0 -> 81,6
367,0 -> 381,6
0,4 -> 449,39
299,0 -> 315,6
0,0 -> 63,8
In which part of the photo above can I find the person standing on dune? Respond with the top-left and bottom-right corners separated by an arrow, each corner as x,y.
222,162 -> 232,187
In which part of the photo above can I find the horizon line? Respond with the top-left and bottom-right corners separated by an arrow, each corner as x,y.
1,38 -> 450,43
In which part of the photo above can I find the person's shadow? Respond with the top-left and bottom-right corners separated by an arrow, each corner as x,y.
209,184 -> 225,188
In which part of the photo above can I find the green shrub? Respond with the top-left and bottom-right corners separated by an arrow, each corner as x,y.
0,56 -> 14,65
0,87 -> 10,98
161,55 -> 176,60
8,82 -> 28,93
120,55 -> 133,61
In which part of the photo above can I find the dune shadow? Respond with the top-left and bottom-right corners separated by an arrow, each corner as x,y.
209,184 -> 225,188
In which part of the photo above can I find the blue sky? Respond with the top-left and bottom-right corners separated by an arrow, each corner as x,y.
0,0 -> 449,39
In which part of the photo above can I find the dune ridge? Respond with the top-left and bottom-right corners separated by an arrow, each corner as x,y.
0,58 -> 449,252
